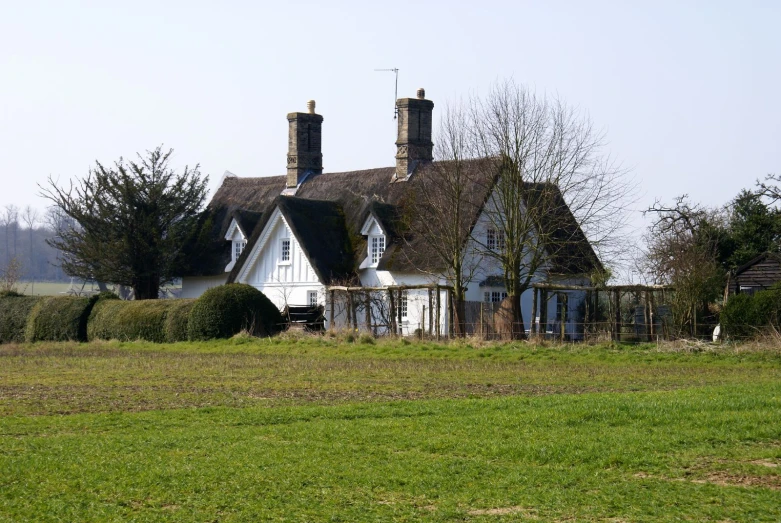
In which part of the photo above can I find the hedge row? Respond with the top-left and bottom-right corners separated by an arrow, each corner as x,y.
25,295 -> 98,342
0,284 -> 283,344
721,288 -> 781,339
188,284 -> 281,340
0,294 -> 43,343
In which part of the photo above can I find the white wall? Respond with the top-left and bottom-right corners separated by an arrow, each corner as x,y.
237,211 -> 324,311
180,274 -> 227,298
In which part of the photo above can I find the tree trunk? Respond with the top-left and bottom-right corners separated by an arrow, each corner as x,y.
453,283 -> 467,337
510,294 -> 526,340
133,277 -> 160,300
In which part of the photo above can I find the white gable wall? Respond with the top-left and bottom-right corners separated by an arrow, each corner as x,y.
462,193 -> 591,338
237,210 -> 324,309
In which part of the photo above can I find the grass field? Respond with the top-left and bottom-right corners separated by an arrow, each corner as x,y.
17,281 -> 72,296
1,337 -> 780,521
16,281 -> 182,296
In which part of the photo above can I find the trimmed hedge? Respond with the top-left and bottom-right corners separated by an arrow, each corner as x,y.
722,288 -> 781,339
87,298 -> 195,343
0,295 -> 43,344
24,295 -> 97,342
88,300 -> 166,342
163,299 -> 195,342
188,284 -> 282,340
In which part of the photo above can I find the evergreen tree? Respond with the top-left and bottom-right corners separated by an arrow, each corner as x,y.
41,147 -> 208,299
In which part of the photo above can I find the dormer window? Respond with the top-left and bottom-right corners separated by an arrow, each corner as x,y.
370,235 -> 385,265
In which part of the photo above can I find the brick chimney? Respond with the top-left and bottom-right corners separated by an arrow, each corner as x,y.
287,100 -> 323,188
394,88 -> 434,181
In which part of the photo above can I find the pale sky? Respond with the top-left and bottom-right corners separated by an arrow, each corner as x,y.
1,0 -> 779,235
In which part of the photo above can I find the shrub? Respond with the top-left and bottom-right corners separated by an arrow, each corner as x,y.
88,299 -> 180,342
163,299 -> 195,342
24,296 -> 98,342
358,333 -> 376,344
722,288 -> 781,340
0,295 -> 42,343
187,284 -> 282,340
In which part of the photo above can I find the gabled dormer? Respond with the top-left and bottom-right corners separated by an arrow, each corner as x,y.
360,214 -> 387,269
224,217 -> 248,272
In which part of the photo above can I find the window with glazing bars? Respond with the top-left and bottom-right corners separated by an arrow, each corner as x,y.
371,236 -> 385,265
281,239 -> 291,262
234,240 -> 246,261
487,228 -> 505,251
484,291 -> 508,303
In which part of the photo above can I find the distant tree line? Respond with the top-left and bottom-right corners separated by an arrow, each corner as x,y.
0,204 -> 74,282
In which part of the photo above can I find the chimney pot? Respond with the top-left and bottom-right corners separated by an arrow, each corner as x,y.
416,88 -> 426,100
307,100 -> 316,114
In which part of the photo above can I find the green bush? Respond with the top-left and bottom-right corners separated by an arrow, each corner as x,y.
164,299 -> 195,342
188,284 -> 282,340
88,299 -> 179,342
24,296 -> 99,342
722,288 -> 781,339
0,296 -> 43,343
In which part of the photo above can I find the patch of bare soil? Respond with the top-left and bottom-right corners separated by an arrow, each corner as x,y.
697,471 -> 781,490
467,505 -> 537,517
634,469 -> 781,491
749,459 -> 778,468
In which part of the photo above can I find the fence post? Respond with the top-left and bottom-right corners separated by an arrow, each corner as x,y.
593,289 -> 599,336
364,291 -> 372,334
613,289 -> 621,342
397,288 -> 404,337
435,285 -> 441,341
540,289 -> 548,338
648,290 -> 656,341
560,293 -> 567,343
428,288 -> 433,337
448,289 -> 454,338
388,288 -> 396,336
531,287 -> 538,336
329,289 -> 335,331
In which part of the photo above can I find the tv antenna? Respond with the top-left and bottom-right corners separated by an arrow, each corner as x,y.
374,67 -> 399,119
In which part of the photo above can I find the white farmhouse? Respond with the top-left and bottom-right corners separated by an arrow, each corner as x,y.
181,90 -> 602,338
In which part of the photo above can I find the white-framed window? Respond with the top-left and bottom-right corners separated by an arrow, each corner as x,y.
308,291 -> 318,307
400,290 -> 408,319
484,291 -> 508,303
233,240 -> 246,262
487,228 -> 505,251
280,238 -> 291,263
370,235 -> 386,265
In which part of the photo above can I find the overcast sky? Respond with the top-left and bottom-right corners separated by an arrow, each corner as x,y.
1,1 -> 778,235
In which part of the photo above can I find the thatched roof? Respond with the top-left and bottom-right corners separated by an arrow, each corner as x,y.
186,160 -> 602,281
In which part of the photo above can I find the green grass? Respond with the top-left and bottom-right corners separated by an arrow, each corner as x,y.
1,339 -> 780,521
18,281 -> 73,296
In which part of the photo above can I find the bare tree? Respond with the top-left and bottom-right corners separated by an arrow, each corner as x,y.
642,195 -> 726,336
2,205 -> 19,263
755,173 -> 781,205
21,206 -> 39,273
0,257 -> 23,294
406,102 -> 487,336
467,80 -> 631,338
